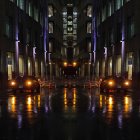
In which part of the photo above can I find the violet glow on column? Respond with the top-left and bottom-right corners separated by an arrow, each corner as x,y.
33,47 -> 36,76
93,17 -> 96,64
15,40 -> 19,63
104,47 -> 107,61
33,47 -> 36,62
121,22 -> 125,74
121,7 -> 125,75
15,36 -> 19,75
44,31 -> 47,63
121,23 -> 125,54
121,40 -> 125,62
93,0 -> 97,65
43,14 -> 48,79
44,14 -> 48,65
15,6 -> 19,74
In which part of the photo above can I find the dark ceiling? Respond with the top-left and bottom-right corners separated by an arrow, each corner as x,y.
59,0 -> 81,6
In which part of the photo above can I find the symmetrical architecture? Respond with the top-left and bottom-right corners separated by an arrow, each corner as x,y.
93,0 -> 139,87
77,0 -> 93,79
0,0 -> 140,89
47,0 -> 63,80
0,0 -> 48,89
61,2 -> 79,77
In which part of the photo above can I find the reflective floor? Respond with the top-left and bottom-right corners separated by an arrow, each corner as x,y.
0,87 -> 140,140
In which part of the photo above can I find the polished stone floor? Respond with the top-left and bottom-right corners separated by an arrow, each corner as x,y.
0,86 -> 140,140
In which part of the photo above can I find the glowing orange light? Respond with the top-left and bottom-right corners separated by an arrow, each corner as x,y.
11,96 -> 16,105
63,62 -> 68,67
26,80 -> 32,86
27,96 -> 32,105
124,96 -> 129,105
124,81 -> 129,86
109,96 -> 113,105
73,62 -> 77,67
11,81 -> 16,86
8,96 -> 16,112
108,80 -> 114,86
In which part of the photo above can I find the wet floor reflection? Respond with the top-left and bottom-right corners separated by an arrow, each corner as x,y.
99,94 -> 132,127
63,88 -> 77,113
0,90 -> 53,140
88,90 -> 140,140
1,88 -> 140,139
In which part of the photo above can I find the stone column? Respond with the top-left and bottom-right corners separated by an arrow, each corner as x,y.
14,6 -> 19,76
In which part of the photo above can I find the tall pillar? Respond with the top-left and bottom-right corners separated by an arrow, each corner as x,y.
14,6 -> 19,76
0,51 -> 8,90
92,0 -> 97,80
59,67 -> 62,78
55,64 -> 59,78
104,47 -> 108,77
43,0 -> 48,80
32,46 -> 36,76
112,44 -> 115,76
81,64 -> 85,78
24,44 -> 29,76
121,40 -> 126,76
133,49 -> 140,88
121,8 -> 126,76
78,67 -> 80,77
15,40 -> 19,76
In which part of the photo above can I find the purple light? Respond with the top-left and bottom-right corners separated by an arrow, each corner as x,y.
15,41 -> 19,59
33,107 -> 38,114
121,13 -> 125,74
43,15 -> 48,64
118,112 -> 123,129
104,47 -> 107,61
15,40 -> 19,75
33,47 -> 36,67
15,16 -> 19,75
92,106 -> 95,112
121,40 -> 125,60
45,104 -> 48,113
18,113 -> 22,129
93,17 -> 96,64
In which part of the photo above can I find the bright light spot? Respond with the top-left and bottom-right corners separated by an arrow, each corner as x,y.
124,81 -> 129,86
63,12 -> 67,16
73,12 -> 77,16
73,62 -> 77,67
108,80 -> 114,86
124,96 -> 129,105
28,62 -> 30,66
73,100 -> 76,105
109,96 -> 113,105
27,97 -> 32,105
63,62 -> 68,67
11,81 -> 16,86
12,97 -> 16,105
88,14 -> 92,17
26,80 -> 32,86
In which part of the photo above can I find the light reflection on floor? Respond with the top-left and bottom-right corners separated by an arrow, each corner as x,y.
0,88 -> 140,140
